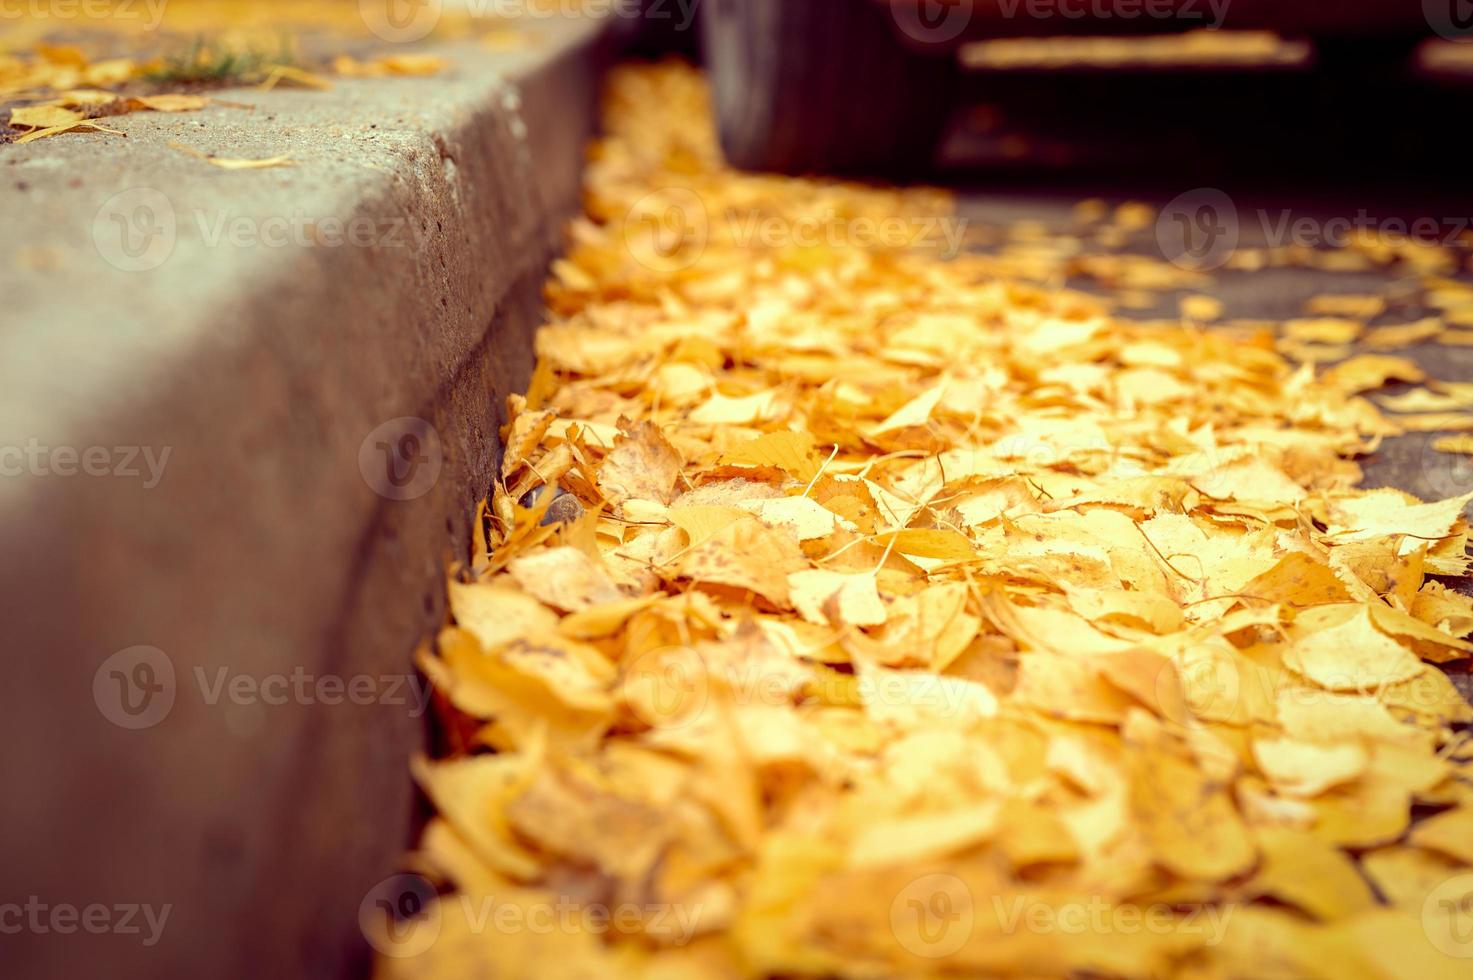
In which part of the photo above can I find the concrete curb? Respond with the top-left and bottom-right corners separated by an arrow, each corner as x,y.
1,20 -> 615,980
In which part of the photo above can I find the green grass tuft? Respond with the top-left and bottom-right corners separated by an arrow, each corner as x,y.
142,36 -> 297,86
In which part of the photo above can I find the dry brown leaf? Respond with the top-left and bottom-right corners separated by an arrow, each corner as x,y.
598,419 -> 682,511
333,54 -> 448,77
672,515 -> 805,607
167,141 -> 294,169
9,104 -> 83,129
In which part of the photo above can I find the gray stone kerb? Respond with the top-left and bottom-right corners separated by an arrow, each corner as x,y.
0,17 -> 616,980
2,28 -> 594,429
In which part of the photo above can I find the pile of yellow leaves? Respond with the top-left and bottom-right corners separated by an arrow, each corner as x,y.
379,64 -> 1473,979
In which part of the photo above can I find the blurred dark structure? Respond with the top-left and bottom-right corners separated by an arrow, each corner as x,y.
695,0 -> 1464,179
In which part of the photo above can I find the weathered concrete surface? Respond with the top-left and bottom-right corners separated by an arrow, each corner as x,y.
0,18 -> 614,980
